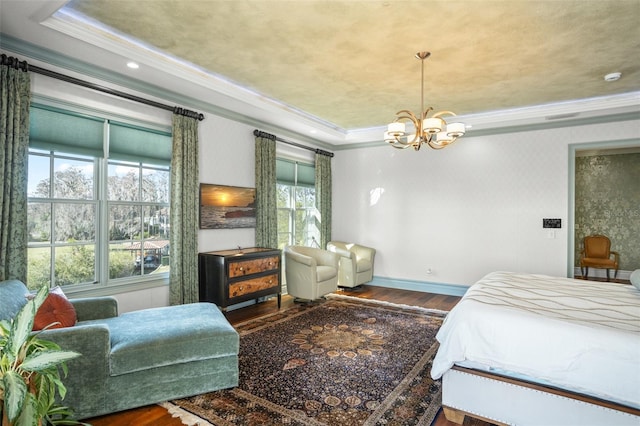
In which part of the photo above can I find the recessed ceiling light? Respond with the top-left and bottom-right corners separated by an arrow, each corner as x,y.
126,61 -> 139,70
309,129 -> 317,134
604,72 -> 621,82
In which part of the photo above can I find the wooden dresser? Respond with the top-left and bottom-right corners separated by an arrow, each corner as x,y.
198,247 -> 281,311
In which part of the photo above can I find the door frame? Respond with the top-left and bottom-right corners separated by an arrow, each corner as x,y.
567,138 -> 640,277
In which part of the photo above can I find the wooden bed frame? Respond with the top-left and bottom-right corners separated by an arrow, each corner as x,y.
442,366 -> 640,426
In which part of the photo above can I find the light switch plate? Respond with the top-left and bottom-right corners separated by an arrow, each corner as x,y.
543,218 -> 561,229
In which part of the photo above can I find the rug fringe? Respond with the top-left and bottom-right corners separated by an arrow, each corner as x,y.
159,401 -> 214,426
326,293 -> 450,315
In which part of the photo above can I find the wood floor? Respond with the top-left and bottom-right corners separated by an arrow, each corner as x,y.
86,286 -> 469,426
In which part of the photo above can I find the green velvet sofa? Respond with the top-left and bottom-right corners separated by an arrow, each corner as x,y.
0,279 -> 239,420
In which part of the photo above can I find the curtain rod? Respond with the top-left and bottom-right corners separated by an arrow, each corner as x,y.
1,53 -> 205,121
253,129 -> 334,157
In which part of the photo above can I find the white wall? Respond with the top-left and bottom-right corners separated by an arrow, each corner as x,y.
332,120 -> 640,288
197,116 -> 258,253
25,53 -> 640,306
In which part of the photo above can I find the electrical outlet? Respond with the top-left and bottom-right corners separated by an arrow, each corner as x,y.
543,218 -> 561,229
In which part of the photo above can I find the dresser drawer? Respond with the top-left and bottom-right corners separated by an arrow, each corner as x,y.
229,256 -> 279,278
229,274 -> 279,298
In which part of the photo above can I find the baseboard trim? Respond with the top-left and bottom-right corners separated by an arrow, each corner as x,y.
368,276 -> 469,297
573,267 -> 633,281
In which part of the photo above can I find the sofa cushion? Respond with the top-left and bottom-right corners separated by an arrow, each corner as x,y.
0,280 -> 30,322
33,286 -> 77,330
83,303 -> 239,376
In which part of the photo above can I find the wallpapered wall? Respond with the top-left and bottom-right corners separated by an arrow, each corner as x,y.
575,153 -> 640,271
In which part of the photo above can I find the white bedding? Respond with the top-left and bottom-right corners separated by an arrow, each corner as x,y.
431,271 -> 640,409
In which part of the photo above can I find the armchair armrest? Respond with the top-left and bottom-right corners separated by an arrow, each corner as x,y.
327,245 -> 354,260
352,244 -> 375,261
71,297 -> 118,321
611,250 -> 620,264
286,250 -> 315,267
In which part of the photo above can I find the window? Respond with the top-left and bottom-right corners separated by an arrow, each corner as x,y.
276,158 -> 319,250
26,105 -> 171,291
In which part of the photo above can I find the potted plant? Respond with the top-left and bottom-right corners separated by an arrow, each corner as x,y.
0,286 -> 84,426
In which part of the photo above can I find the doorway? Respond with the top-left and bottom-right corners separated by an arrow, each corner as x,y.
569,142 -> 640,279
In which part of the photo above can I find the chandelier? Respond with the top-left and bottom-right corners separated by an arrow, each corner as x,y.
384,51 -> 465,150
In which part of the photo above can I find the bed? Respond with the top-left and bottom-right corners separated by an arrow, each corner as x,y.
431,271 -> 640,425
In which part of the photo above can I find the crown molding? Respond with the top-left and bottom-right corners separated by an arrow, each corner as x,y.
1,34 -> 337,150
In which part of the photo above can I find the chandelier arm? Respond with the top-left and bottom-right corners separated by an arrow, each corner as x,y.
395,110 -> 420,122
431,110 -> 457,119
392,110 -> 422,146
427,137 -> 457,150
390,142 -> 413,150
421,107 -> 434,121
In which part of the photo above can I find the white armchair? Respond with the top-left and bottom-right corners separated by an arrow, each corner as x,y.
284,245 -> 340,300
326,241 -> 376,288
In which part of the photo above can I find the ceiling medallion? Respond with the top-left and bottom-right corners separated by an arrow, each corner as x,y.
384,51 -> 466,151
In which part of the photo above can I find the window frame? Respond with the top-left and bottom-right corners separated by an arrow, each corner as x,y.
276,158 -> 319,250
26,103 -> 172,297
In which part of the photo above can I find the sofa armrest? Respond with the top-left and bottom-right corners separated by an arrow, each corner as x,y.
38,324 -> 111,372
71,297 -> 118,321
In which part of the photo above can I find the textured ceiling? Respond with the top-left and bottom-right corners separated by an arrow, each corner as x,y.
54,1 -> 640,130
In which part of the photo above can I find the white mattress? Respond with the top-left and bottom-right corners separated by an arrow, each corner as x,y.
431,271 -> 640,409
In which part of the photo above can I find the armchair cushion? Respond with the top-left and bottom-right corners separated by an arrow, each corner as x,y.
317,265 -> 338,282
357,259 -> 373,274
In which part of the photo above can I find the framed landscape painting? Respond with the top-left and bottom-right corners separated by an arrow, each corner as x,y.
200,184 -> 256,229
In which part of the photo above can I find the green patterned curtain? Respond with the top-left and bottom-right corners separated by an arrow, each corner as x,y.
255,134 -> 277,248
169,114 -> 199,305
0,62 -> 31,282
315,153 -> 332,249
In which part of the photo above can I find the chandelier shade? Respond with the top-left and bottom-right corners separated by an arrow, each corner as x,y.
385,51 -> 465,151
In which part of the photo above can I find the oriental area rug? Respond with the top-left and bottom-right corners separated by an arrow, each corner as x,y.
162,294 -> 447,426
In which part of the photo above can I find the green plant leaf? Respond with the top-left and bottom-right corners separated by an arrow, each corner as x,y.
6,302 -> 36,360
3,369 -> 28,422
30,285 -> 49,312
0,318 -> 11,338
20,350 -> 81,372
14,391 -> 40,426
